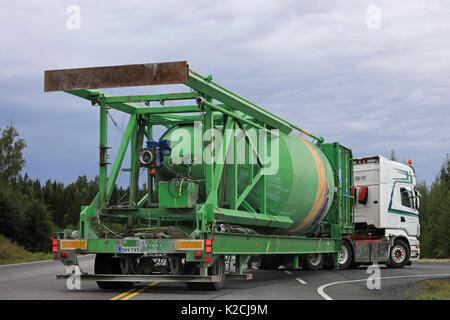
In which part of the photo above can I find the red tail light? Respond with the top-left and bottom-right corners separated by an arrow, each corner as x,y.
205,239 -> 212,253
358,186 -> 368,205
52,239 -> 59,253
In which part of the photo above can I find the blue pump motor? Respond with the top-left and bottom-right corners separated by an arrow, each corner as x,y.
145,139 -> 171,167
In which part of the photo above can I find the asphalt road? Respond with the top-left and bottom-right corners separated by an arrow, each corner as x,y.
0,255 -> 449,300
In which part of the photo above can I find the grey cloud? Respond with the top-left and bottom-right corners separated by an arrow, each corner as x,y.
0,0 -> 449,185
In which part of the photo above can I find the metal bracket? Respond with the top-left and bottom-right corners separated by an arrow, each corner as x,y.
90,93 -> 104,106
99,145 -> 111,166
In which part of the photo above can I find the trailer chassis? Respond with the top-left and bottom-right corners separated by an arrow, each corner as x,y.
46,61 -> 346,287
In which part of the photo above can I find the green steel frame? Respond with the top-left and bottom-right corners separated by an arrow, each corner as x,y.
46,61 -> 353,272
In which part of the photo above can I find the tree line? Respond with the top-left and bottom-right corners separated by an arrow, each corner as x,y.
415,156 -> 450,258
0,125 -> 145,252
0,125 -> 448,258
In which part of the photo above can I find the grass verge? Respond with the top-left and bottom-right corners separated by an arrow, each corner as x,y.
0,234 -> 52,265
415,280 -> 450,300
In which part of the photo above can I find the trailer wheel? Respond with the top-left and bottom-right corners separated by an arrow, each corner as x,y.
94,254 -> 133,290
338,241 -> 353,270
302,253 -> 324,271
387,239 -> 410,268
186,256 -> 225,291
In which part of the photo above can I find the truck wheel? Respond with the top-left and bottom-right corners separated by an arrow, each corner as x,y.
302,253 -> 324,271
186,256 -> 225,291
387,239 -> 410,268
338,241 -> 353,270
94,254 -> 133,290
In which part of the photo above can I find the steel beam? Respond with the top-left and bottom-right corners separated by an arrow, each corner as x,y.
189,70 -> 324,142
136,105 -> 201,115
66,89 -> 143,114
187,71 -> 293,134
56,274 -> 220,283
103,92 -> 199,104
98,102 -> 108,207
44,61 -> 189,91
204,117 -> 234,205
197,98 -> 275,135
212,233 -> 340,255
214,207 -> 293,228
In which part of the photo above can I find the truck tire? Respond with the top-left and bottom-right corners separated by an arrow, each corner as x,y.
186,256 -> 225,291
94,253 -> 133,290
337,241 -> 353,270
387,239 -> 410,268
302,253 -> 324,271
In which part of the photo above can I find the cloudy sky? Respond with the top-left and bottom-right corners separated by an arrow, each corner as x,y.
0,0 -> 449,186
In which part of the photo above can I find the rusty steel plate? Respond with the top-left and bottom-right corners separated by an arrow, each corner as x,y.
44,61 -> 188,92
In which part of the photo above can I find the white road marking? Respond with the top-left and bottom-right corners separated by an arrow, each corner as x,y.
284,270 -> 292,275
317,273 -> 450,300
296,278 -> 307,284
0,259 -> 56,268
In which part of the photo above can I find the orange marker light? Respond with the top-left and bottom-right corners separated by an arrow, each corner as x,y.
408,159 -> 412,164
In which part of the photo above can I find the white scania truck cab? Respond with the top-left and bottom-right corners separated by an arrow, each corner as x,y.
350,155 -> 420,268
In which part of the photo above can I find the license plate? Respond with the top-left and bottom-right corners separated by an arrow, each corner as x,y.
119,247 -> 141,254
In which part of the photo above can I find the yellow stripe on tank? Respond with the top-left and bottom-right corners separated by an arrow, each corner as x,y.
288,136 -> 327,234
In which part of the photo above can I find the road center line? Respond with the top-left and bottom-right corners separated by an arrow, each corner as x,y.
296,278 -> 307,284
110,288 -> 137,300
317,273 -> 450,300
120,282 -> 159,300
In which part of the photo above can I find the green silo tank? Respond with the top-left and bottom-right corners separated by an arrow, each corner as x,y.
158,124 -> 335,235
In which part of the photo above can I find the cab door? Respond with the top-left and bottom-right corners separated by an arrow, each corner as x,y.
388,183 -> 419,236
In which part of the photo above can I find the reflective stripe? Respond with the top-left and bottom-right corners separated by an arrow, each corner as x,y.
289,136 -> 329,233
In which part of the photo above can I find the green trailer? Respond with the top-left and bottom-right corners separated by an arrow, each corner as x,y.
46,61 -> 354,290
